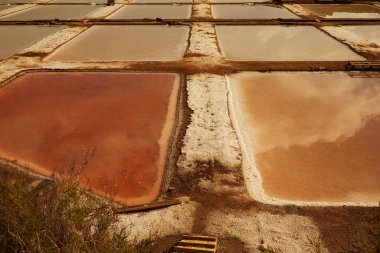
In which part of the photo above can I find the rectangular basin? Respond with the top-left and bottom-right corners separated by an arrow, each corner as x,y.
0,25 -> 62,60
301,4 -> 380,19
215,25 -> 365,61
0,72 -> 180,205
47,25 -> 189,62
0,5 -> 101,20
106,5 -> 191,19
211,5 -> 300,19
342,25 -> 380,46
229,72 -> 380,204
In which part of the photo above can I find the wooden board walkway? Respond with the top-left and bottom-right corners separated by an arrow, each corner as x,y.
347,61 -> 380,70
171,235 -> 218,253
114,198 -> 181,214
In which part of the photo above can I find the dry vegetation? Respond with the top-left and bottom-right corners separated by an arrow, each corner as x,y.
0,152 -> 156,253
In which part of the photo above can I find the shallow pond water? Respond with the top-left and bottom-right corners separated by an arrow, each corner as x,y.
47,25 -> 189,62
107,5 -> 191,19
0,25 -> 62,59
342,25 -> 380,46
301,4 -> 380,19
0,72 -> 180,205
229,72 -> 380,204
212,5 -> 299,19
216,25 -> 365,61
0,5 -> 101,20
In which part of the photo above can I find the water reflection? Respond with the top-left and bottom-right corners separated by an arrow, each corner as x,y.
230,72 -> 380,203
0,72 -> 179,205
216,26 -> 364,61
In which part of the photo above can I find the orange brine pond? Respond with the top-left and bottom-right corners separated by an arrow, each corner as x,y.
229,72 -> 380,204
0,72 -> 180,205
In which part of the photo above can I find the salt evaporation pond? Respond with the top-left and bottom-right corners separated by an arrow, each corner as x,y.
0,25 -> 62,59
106,5 -> 191,19
47,25 -> 189,62
53,0 -> 106,3
132,0 -> 192,3
0,72 -> 180,205
229,72 -> 380,204
342,25 -> 380,46
301,4 -> 380,19
211,5 -> 300,19
0,5 -> 100,20
211,0 -> 268,3
0,5 -> 13,12
215,25 -> 365,61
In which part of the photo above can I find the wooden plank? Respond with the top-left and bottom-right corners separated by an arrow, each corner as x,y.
114,198 -> 181,214
346,61 -> 380,70
173,245 -> 215,253
179,240 -> 216,246
182,235 -> 217,242
178,241 -> 215,248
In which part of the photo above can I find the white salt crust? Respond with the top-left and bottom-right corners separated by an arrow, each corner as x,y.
321,26 -> 380,55
177,74 -> 241,173
192,4 -> 212,19
206,210 -> 329,253
85,4 -> 124,19
0,4 -> 36,18
117,197 -> 197,242
283,4 -> 315,18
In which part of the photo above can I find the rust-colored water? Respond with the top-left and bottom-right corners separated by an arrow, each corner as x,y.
212,5 -> 300,19
230,72 -> 380,203
302,4 -> 380,18
0,72 -> 180,205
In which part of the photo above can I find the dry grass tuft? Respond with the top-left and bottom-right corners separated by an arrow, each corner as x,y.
0,151 -> 156,253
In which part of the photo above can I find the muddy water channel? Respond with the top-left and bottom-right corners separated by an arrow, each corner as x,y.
0,72 -> 180,205
301,4 -> 380,19
230,72 -> 380,204
216,26 -> 364,61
